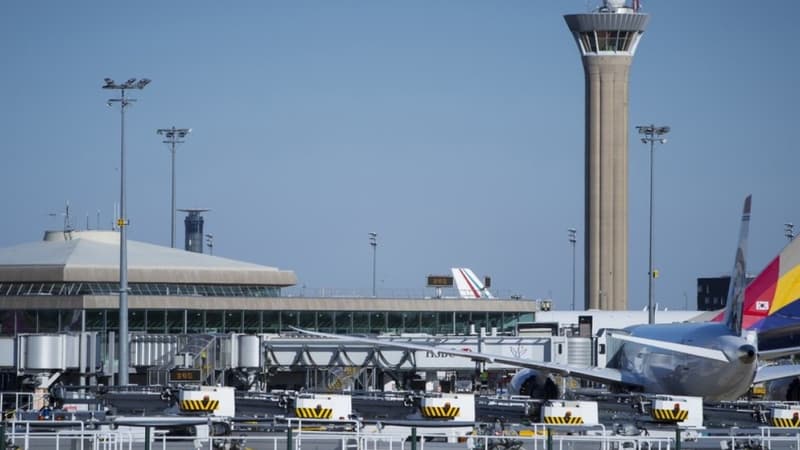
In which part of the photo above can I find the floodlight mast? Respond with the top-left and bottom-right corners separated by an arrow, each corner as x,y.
568,228 -> 577,311
637,124 -> 670,325
156,127 -> 191,248
369,232 -> 378,297
103,77 -> 150,386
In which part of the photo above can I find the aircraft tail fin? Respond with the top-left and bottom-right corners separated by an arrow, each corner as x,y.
734,218 -> 800,338
710,206 -> 800,334
452,268 -> 494,299
723,195 -> 751,335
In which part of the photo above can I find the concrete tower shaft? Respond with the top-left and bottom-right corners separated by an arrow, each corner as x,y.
565,10 -> 649,311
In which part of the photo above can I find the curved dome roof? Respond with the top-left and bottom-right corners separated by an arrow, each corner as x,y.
0,230 -> 296,286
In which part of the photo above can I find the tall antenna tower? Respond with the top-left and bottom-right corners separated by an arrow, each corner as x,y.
63,201 -> 73,232
49,201 -> 74,236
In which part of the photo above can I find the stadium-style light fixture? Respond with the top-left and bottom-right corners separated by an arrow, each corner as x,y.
156,127 -> 192,248
637,124 -> 670,325
103,77 -> 150,386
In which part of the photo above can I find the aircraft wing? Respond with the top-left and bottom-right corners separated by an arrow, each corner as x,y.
290,328 -> 642,388
753,363 -> 800,384
758,346 -> 800,361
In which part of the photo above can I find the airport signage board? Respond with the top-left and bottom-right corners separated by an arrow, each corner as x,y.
169,368 -> 202,384
426,275 -> 454,287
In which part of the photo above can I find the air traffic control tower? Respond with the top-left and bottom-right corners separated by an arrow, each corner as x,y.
565,0 -> 649,310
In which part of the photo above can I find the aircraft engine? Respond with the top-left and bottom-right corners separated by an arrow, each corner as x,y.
508,369 -> 558,399
766,377 -> 800,401
226,369 -> 256,391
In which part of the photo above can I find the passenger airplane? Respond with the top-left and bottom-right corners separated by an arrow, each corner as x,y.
296,196 -> 800,402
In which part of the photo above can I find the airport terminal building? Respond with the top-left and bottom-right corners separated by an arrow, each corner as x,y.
0,231 -> 537,338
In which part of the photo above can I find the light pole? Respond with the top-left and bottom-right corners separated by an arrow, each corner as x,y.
103,77 -> 150,386
369,232 -> 377,297
157,127 -> 191,248
785,223 -> 794,242
205,233 -> 214,255
637,124 -> 670,325
568,228 -> 577,311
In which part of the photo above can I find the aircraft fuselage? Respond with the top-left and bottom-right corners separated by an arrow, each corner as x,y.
613,322 -> 757,401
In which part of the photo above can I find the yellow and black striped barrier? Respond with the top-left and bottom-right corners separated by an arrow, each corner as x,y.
180,397 -> 219,412
771,408 -> 800,427
295,406 -> 333,419
421,404 -> 460,419
772,417 -> 800,428
651,408 -> 689,422
543,414 -> 584,425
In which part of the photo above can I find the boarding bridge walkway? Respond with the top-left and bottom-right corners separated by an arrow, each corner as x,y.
1,332 -> 595,385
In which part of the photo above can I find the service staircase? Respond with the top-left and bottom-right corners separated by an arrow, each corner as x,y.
142,334 -> 227,386
325,366 -> 368,391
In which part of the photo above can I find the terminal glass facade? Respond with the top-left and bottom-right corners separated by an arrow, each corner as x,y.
0,282 -> 282,298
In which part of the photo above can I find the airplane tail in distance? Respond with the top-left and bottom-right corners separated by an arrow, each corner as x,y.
723,195 -> 751,336
452,268 -> 494,299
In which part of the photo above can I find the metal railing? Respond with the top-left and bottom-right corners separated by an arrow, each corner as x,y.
4,421 -> 800,450
282,286 -> 533,300
0,392 -> 34,418
144,334 -> 224,386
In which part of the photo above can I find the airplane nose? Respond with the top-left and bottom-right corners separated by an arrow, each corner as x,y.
738,344 -> 756,363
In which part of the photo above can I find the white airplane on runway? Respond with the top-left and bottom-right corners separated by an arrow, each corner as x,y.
296,196 -> 800,402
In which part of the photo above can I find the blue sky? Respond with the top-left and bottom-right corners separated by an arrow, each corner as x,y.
1,1 -> 798,310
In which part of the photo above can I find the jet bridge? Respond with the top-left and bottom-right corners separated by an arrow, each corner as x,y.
260,334 -> 562,370
1,332 -> 589,392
